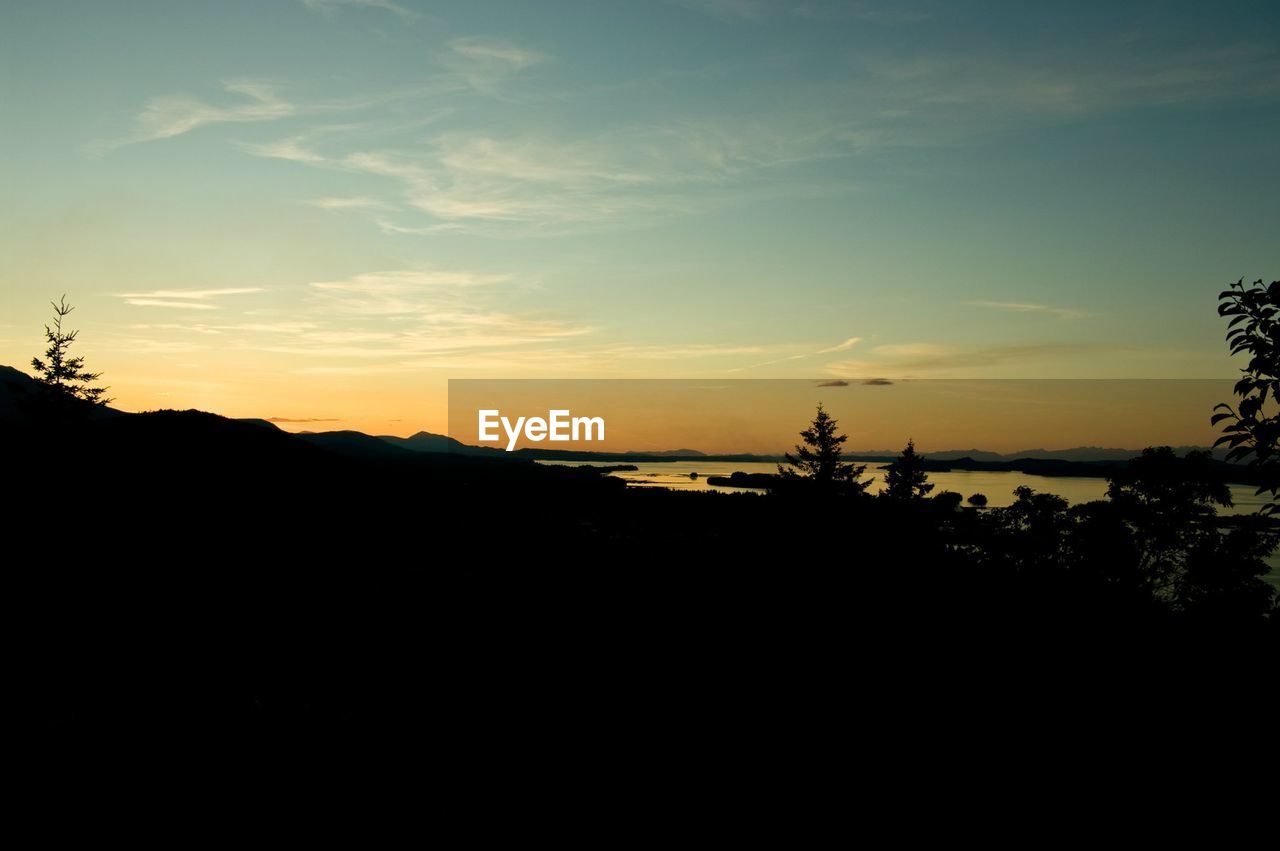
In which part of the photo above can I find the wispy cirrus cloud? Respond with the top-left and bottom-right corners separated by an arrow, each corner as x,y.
298,0 -> 418,19
239,118 -> 857,234
376,220 -> 465,235
120,300 -> 222,311
243,135 -> 327,163
129,323 -> 224,335
291,342 -> 770,375
825,342 -> 1114,376
818,336 -> 862,353
674,1 -> 930,24
669,0 -> 766,22
129,321 -> 319,335
448,37 -> 546,71
243,266 -> 597,361
970,301 -> 1088,320
108,265 -> 595,369
98,14 -> 1280,243
311,269 -> 510,293
99,81 -> 297,149
728,336 -> 863,371
101,76 -> 469,153
115,288 -> 264,309
433,37 -> 550,96
858,41 -> 1280,121
116,288 -> 265,299
308,196 -> 386,210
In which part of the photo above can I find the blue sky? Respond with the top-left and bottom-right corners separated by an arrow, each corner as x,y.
2,0 -> 1278,432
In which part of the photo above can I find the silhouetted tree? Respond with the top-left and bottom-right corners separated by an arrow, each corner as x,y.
990,485 -> 1071,570
30,296 -> 109,404
967,493 -> 988,509
881,439 -> 933,501
1178,515 -> 1277,621
1104,447 -> 1266,605
778,403 -> 870,494
1064,499 -> 1146,600
1213,277 -> 1280,514
933,490 -> 963,511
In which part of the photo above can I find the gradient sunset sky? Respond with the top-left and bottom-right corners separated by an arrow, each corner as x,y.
2,1 -> 1278,438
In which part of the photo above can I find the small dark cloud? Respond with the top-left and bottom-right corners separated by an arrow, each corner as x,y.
267,416 -> 340,423
863,378 -> 894,386
816,379 -> 849,387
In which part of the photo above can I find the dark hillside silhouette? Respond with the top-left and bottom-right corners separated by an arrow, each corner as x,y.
8,277 -> 1280,742
9,373 -> 1277,742
0,362 -> 121,426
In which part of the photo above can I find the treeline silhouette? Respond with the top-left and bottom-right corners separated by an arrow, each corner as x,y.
8,285 -> 1280,743
7,390 -> 1277,741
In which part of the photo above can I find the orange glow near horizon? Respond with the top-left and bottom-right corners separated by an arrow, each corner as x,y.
445,379 -> 1238,454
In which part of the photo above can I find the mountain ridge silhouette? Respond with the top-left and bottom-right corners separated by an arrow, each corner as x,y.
0,364 -> 1234,464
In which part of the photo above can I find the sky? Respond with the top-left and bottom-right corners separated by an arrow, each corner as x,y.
2,0 -> 1278,440
447,379 -> 1238,454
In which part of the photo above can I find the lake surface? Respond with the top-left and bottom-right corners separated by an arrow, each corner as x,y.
539,459 -> 1280,585
540,459 -> 1273,514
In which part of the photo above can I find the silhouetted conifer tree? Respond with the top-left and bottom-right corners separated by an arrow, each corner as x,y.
882,439 -> 933,500
779,403 -> 869,494
30,296 -> 110,404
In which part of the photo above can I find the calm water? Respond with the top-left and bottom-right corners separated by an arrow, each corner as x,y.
541,459 -> 1272,514
539,459 -> 1280,584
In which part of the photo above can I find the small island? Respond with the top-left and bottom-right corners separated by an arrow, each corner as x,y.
706,471 -> 781,489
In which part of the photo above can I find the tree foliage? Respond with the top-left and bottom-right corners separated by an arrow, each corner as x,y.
30,296 -> 110,405
881,439 -> 934,501
1105,447 -> 1235,598
778,403 -> 870,494
967,452 -> 1275,618
1213,277 -> 1280,513
933,490 -> 964,511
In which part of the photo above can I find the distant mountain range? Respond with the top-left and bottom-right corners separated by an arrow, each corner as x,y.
845,446 -> 1234,463
357,430 -> 1234,465
0,365 -> 1235,465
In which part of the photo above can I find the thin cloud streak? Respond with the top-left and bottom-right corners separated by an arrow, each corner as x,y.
970,301 -> 1088,320
309,196 -> 386,210
825,342 -> 1118,376
116,288 -> 264,299
310,269 -> 510,293
96,81 -> 298,149
299,0 -> 418,19
728,336 -> 863,371
819,336 -> 863,353
119,300 -> 221,310
115,287 -> 264,310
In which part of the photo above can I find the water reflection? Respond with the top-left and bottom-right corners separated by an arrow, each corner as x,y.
542,459 -> 1272,514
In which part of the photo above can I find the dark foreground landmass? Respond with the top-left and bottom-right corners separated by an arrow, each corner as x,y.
708,456 -> 1267,489
366,434 -> 1258,482
4,368 -> 1277,743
